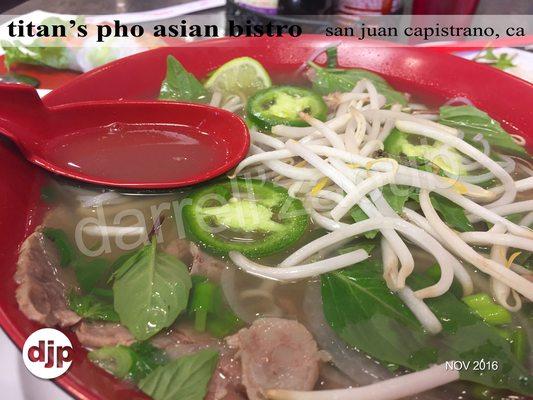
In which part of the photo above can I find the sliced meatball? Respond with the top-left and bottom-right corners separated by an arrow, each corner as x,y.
75,322 -> 135,348
227,318 -> 321,400
15,231 -> 81,327
207,351 -> 246,400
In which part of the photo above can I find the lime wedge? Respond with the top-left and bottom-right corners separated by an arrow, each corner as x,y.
204,57 -> 271,100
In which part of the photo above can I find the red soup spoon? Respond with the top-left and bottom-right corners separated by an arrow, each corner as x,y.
0,83 -> 250,189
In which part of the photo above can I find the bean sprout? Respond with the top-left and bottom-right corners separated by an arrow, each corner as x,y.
419,190 -> 533,301
398,287 -> 442,334
229,249 -> 369,281
266,362 -> 460,400
489,224 -> 522,312
395,120 -> 516,207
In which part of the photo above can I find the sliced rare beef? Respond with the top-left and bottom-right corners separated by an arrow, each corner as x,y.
165,238 -> 226,282
189,243 -> 227,281
74,321 -> 135,348
227,318 -> 321,400
15,231 -> 81,327
164,238 -> 193,266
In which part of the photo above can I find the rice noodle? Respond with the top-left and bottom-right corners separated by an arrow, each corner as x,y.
78,191 -> 126,208
266,363 -> 460,400
82,225 -> 146,237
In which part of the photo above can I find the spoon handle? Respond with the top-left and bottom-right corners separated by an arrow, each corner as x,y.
0,83 -> 47,150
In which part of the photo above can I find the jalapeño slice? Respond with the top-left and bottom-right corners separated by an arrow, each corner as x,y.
246,86 -> 328,130
182,178 -> 308,258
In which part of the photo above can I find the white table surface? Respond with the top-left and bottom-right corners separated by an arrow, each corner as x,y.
0,328 -> 71,399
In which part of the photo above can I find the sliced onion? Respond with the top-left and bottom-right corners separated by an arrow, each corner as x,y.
303,283 -> 392,386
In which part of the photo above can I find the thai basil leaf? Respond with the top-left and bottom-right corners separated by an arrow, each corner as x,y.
43,227 -> 116,292
337,238 -> 377,255
425,263 -> 463,299
380,185 -> 414,213
407,192 -> 473,232
383,128 -> 405,154
321,260 -> 433,368
128,341 -> 169,381
439,105 -> 527,156
91,287 -> 113,299
475,48 -> 516,70
159,56 -> 209,103
322,262 -> 533,395
139,349 -> 219,400
350,185 -> 413,239
349,207 -> 378,239
325,46 -> 338,68
43,227 -> 76,267
109,249 -> 141,277
430,193 -> 474,232
309,63 -> 407,106
68,292 -> 119,322
74,258 -> 109,293
112,238 -> 192,340
408,274 -> 533,395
